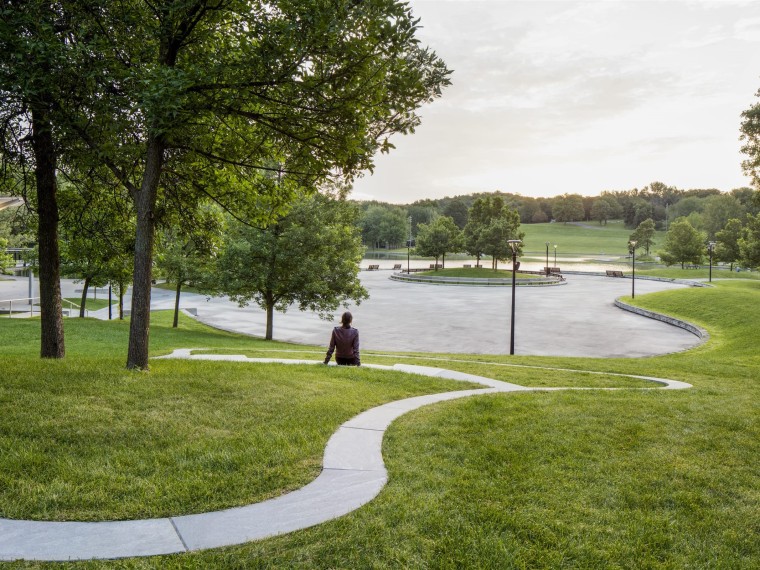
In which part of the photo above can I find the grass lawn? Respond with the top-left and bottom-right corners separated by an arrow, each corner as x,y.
2,281 -> 759,568
520,220 -> 665,257
63,297 -> 114,312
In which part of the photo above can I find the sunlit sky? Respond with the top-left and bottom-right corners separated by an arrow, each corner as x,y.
350,0 -> 760,204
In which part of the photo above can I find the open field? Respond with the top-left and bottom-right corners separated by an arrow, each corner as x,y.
1,281 -> 758,568
520,221 -> 664,257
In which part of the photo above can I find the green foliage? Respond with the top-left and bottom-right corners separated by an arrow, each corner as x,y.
212,194 -> 368,339
739,212 -> 760,269
659,217 -> 706,268
552,193 -> 585,223
462,196 -> 523,267
629,218 -> 656,255
715,218 -> 743,269
360,205 -> 408,249
0,236 -> 12,273
414,215 -> 464,268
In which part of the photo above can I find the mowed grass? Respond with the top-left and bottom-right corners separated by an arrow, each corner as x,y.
0,313 -> 474,522
520,220 -> 665,256
2,282 -> 760,568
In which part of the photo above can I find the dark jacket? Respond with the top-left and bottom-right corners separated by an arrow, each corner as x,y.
324,326 -> 360,364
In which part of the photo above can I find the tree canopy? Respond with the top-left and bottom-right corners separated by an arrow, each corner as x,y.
212,194 -> 368,340
659,218 -> 705,269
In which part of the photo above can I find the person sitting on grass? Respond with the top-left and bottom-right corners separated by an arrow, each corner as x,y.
324,311 -> 361,366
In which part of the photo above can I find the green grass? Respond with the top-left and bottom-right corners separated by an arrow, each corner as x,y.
2,282 -> 759,568
636,267 -> 760,280
520,220 -> 664,257
63,297 -> 114,311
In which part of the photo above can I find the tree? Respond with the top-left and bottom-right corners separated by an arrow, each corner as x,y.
3,1 -> 451,370
213,194 -> 368,340
0,3 -> 82,357
552,193 -> 585,223
590,199 -> 612,225
0,0 -> 449,368
156,204 -> 223,327
414,216 -> 463,269
629,218 -> 656,256
702,194 -> 745,239
738,213 -> 760,270
659,218 -> 705,269
360,205 -> 407,249
715,218 -> 743,270
480,213 -> 524,270
442,199 -> 469,229
0,237 -> 13,273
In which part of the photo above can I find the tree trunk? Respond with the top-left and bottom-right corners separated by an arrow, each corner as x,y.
173,279 -> 182,328
31,105 -> 65,358
79,275 -> 91,318
265,302 -> 274,340
126,136 -> 163,369
118,282 -> 125,320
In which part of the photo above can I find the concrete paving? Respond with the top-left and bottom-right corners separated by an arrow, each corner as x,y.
0,271 -> 703,357
0,353 -> 691,561
187,271 -> 703,358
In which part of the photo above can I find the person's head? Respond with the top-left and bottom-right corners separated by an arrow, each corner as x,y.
341,311 -> 353,328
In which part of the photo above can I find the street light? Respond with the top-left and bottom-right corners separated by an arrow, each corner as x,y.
629,240 -> 637,298
508,239 -> 522,355
708,241 -> 716,283
407,216 -> 412,274
545,241 -> 550,275
553,244 -> 557,269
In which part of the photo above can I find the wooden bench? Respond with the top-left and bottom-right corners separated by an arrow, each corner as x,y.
392,264 -> 402,270
545,267 -> 561,274
429,263 -> 443,269
606,270 -> 624,277
366,264 -> 380,271
463,264 -> 471,269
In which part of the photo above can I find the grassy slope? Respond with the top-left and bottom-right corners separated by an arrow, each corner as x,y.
0,313 -> 471,522
3,281 -> 759,568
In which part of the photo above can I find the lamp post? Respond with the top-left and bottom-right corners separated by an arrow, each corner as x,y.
545,241 -> 550,275
508,239 -> 522,355
553,244 -> 557,269
708,241 -> 716,283
629,240 -> 637,298
407,216 -> 412,274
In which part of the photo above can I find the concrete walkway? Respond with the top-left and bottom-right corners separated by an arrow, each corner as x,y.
0,352 -> 691,562
187,271 -> 703,358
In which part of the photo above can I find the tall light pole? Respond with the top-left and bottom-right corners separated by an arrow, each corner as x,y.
508,239 -> 522,355
629,240 -> 637,298
708,241 -> 716,283
545,241 -> 550,275
553,244 -> 557,269
407,216 -> 412,274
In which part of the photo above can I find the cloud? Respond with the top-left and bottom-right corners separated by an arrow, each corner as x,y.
352,0 -> 760,202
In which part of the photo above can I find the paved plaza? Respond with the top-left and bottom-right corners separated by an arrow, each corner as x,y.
0,270 -> 703,357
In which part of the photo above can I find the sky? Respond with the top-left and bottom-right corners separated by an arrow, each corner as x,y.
350,0 -> 760,204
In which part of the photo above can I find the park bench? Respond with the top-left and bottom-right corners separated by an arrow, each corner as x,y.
392,264 -> 402,270
463,264 -> 471,268
545,267 -> 561,274
367,264 -> 380,271
429,263 -> 443,269
606,270 -> 625,277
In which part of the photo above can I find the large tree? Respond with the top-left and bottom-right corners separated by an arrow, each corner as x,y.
213,193 -> 368,340
738,213 -> 760,270
552,193 -> 585,223
155,204 -> 223,328
629,218 -> 656,256
715,218 -> 743,271
659,218 -> 705,269
5,0 -> 449,369
414,215 -> 463,269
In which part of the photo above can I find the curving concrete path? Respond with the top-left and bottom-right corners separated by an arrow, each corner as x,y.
0,351 -> 691,562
